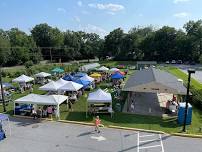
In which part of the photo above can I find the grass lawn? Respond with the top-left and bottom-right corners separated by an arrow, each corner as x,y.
1,63 -> 202,134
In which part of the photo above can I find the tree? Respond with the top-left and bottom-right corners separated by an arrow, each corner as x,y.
0,29 -> 10,65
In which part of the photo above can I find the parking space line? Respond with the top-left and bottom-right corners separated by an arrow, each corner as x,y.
137,132 -> 139,152
139,144 -> 161,150
139,134 -> 155,138
159,134 -> 165,152
139,138 -> 160,143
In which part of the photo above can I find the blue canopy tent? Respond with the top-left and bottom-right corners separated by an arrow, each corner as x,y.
51,67 -> 64,74
63,74 -> 76,81
2,83 -> 14,89
111,72 -> 124,79
0,114 -> 11,136
74,79 -> 90,89
74,72 -> 87,78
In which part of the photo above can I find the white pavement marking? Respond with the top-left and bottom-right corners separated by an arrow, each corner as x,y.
139,144 -> 161,149
159,134 -> 165,152
90,136 -> 106,141
137,132 -> 139,152
138,132 -> 164,152
139,134 -> 155,138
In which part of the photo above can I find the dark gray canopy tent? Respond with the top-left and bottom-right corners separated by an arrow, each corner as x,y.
123,68 -> 187,95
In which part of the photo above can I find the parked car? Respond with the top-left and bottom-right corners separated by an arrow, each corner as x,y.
165,61 -> 169,64
177,60 -> 182,64
171,60 -> 176,64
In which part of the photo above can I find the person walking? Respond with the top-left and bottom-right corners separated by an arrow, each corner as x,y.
95,116 -> 101,133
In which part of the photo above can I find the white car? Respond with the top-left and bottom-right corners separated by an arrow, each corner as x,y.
165,61 -> 169,64
171,60 -> 176,64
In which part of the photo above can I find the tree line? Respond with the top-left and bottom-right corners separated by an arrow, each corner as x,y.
1,20 -> 202,66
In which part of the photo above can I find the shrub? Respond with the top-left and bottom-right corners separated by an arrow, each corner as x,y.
25,61 -> 34,69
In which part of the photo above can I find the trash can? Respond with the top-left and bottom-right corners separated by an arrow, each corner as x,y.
178,102 -> 192,125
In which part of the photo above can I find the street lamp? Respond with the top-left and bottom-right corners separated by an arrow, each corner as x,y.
182,68 -> 195,132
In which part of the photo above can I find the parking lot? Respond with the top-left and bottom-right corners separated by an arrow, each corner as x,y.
0,118 -> 202,152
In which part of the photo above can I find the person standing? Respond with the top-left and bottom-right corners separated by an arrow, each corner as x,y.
47,106 -> 53,119
95,116 -> 101,133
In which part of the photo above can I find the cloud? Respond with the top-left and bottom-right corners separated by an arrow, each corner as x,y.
83,24 -> 108,38
173,12 -> 189,18
173,0 -> 190,4
57,8 -> 66,13
107,12 -> 115,15
74,16 -> 80,22
77,1 -> 82,7
88,3 -> 125,12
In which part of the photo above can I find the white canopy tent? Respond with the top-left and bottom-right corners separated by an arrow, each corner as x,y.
39,81 -> 61,91
80,63 -> 100,72
34,72 -> 51,78
58,81 -> 83,91
12,74 -> 34,83
80,75 -> 94,82
14,94 -> 68,119
86,89 -> 112,117
55,78 -> 69,86
97,66 -> 109,72
109,68 -> 120,72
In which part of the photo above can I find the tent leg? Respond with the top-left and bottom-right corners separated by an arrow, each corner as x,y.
57,104 -> 60,120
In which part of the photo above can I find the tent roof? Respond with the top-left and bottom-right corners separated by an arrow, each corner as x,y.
63,74 -> 76,81
123,68 -> 187,95
39,81 -> 61,91
80,75 -> 94,82
109,68 -> 120,72
74,72 -> 87,78
111,72 -> 124,79
74,79 -> 90,87
87,89 -> 112,103
12,74 -> 34,83
97,66 -> 109,71
58,81 -> 83,91
0,114 -> 9,121
51,67 -> 64,73
35,72 -> 51,78
80,63 -> 100,71
3,82 -> 13,88
15,94 -> 68,105
90,73 -> 101,77
55,78 -> 69,86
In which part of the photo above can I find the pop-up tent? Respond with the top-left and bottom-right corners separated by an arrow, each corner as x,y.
39,81 -> 60,91
74,72 -> 87,78
58,81 -> 83,91
97,66 -> 109,72
74,79 -> 90,89
87,89 -> 112,117
109,68 -> 120,72
51,67 -> 64,74
2,82 -> 13,89
0,114 -> 11,136
12,74 -> 34,83
14,94 -> 68,119
111,72 -> 124,79
63,74 -> 76,81
80,63 -> 100,72
55,78 -> 69,86
80,75 -> 94,82
35,72 -> 51,78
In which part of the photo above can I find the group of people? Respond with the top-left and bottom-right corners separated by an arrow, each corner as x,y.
32,105 -> 55,120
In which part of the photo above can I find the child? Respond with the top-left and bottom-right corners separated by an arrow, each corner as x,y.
95,116 -> 101,133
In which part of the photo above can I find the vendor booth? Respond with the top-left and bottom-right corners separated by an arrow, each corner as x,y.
35,72 -> 51,84
63,74 -> 76,81
97,66 -> 109,72
80,75 -> 94,82
12,74 -> 34,91
109,68 -> 120,73
90,73 -> 102,83
51,67 -> 64,74
87,89 -> 113,117
58,81 -> 83,92
14,94 -> 68,119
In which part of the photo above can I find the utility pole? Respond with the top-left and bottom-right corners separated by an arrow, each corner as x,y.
49,48 -> 53,63
182,69 -> 195,132
0,68 -> 6,112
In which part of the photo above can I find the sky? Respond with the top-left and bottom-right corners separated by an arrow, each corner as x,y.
0,0 -> 202,37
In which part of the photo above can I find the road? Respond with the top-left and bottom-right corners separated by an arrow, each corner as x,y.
0,118 -> 202,152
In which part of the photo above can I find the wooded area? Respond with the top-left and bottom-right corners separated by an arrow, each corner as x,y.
1,20 -> 202,66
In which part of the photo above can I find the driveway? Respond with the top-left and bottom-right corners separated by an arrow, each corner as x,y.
0,118 -> 202,152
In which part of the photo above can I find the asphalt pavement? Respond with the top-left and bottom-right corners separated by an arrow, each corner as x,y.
0,118 -> 202,152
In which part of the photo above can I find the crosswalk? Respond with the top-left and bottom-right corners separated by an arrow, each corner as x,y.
137,132 -> 164,152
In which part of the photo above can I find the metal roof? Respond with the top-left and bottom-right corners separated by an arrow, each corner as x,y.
123,68 -> 187,95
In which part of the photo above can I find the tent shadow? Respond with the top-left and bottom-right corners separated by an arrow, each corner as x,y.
65,111 -> 93,122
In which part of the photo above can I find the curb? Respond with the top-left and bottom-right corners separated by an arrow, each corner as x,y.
171,133 -> 202,138
108,125 -> 166,134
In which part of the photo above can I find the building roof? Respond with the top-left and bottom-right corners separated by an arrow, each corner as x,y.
123,68 -> 187,95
